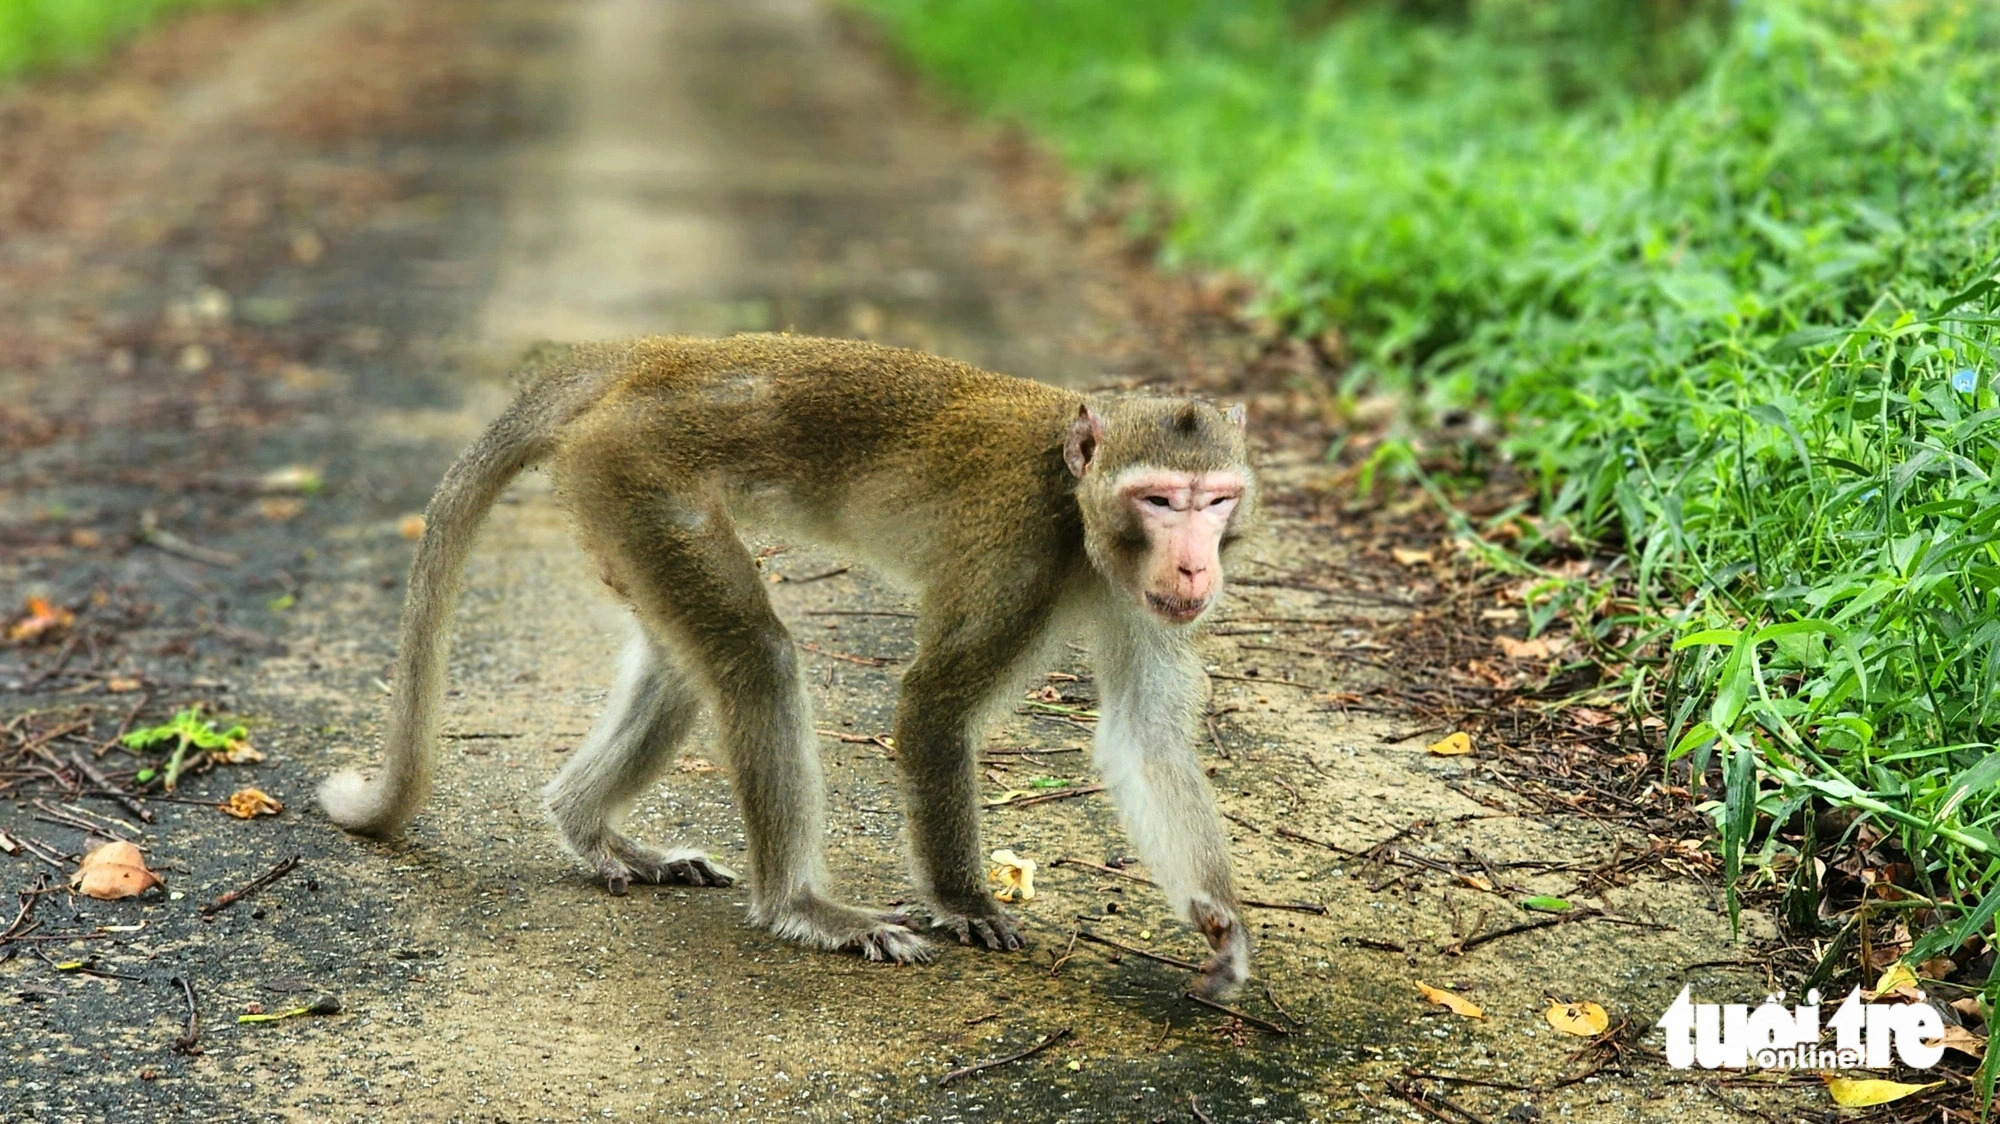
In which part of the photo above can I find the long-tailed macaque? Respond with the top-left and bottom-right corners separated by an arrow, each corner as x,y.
320,334 -> 1259,996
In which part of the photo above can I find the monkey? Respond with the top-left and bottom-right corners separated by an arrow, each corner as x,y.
319,333 -> 1260,997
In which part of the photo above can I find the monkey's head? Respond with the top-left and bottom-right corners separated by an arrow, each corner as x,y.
1066,397 -> 1256,627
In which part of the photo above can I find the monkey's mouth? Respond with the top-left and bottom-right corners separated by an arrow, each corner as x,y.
1146,592 -> 1208,624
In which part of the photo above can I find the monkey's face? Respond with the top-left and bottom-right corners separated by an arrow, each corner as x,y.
1067,398 -> 1255,627
1116,468 -> 1245,624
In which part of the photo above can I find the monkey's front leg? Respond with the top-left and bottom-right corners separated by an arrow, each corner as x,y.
1093,626 -> 1252,997
893,647 -> 1028,952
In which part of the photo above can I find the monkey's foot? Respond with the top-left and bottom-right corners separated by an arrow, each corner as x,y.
907,904 -> 1027,952
763,895 -> 932,964
589,835 -> 737,896
1188,896 -> 1251,999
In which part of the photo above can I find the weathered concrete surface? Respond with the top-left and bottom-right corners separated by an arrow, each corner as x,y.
0,2 -> 1806,1121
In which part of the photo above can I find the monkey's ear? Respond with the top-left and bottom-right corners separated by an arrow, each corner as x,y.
1064,404 -> 1104,478
1225,403 -> 1247,433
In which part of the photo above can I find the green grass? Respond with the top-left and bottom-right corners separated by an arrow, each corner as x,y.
857,0 -> 2000,988
0,0 -> 263,80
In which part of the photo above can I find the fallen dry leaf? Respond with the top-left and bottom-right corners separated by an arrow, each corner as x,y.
398,513 -> 426,540
1417,982 -> 1484,1019
1545,1000 -> 1610,1036
988,849 -> 1036,903
105,676 -> 143,692
220,789 -> 284,819
1823,1076 -> 1940,1108
1495,636 -> 1557,660
257,497 -> 306,521
9,596 -> 74,643
1391,547 -> 1433,567
258,465 -> 322,493
210,741 -> 265,765
70,841 -> 164,900
1924,1024 -> 1986,1060
1427,731 -> 1473,757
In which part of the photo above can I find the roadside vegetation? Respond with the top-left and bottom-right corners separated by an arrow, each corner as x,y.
858,0 -> 2000,1023
0,0 -> 259,78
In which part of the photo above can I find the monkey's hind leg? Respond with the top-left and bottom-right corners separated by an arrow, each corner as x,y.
591,489 -> 928,965
544,624 -> 737,895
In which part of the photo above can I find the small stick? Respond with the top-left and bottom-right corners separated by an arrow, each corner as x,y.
1054,859 -> 1325,914
199,854 -> 300,915
1181,992 -> 1291,1036
804,609 -> 915,618
1208,672 -> 1315,690
94,691 -> 151,757
171,975 -> 201,1054
140,511 -> 240,567
986,784 -> 1104,809
1220,811 -> 1261,834
1242,898 -> 1327,915
67,753 -> 152,823
779,565 -> 850,583
1074,929 -> 1202,972
1190,1094 -> 1217,1124
1275,825 -> 1363,856
1263,980 -> 1305,1028
1049,927 -> 1081,978
14,836 -> 67,869
797,641 -> 898,667
938,1027 -> 1070,1087
1387,1078 -> 1492,1124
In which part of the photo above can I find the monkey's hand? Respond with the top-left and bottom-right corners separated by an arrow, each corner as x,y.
904,901 -> 1027,952
1188,895 -> 1252,999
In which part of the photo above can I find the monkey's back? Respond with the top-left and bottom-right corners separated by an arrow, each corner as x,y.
554,335 -> 1090,581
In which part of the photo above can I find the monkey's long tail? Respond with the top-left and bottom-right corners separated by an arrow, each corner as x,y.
319,344 -> 601,838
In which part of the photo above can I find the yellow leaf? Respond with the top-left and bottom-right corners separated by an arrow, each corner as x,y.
1417,982 -> 1484,1019
1391,548 -> 1433,567
987,849 -> 1037,903
220,788 -> 284,819
1823,1076 -> 1941,1107
1873,963 -> 1918,996
398,513 -> 426,540
1427,731 -> 1473,757
1544,1001 -> 1610,1036
69,841 -> 164,900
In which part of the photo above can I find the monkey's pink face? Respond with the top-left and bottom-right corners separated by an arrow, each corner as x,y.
1121,470 -> 1245,625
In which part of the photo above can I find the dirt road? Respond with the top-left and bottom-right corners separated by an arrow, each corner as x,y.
2,2 -> 1799,1121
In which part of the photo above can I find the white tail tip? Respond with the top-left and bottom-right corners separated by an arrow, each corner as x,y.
319,770 -> 395,836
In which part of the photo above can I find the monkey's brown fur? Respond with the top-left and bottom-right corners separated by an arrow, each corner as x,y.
321,334 -> 1260,993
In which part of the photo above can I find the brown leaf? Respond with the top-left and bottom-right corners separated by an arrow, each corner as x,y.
70,841 -> 164,900
398,513 -> 426,540
1924,1024 -> 1986,1060
1391,547 -> 1433,567
220,788 -> 284,819
1495,636 -> 1557,661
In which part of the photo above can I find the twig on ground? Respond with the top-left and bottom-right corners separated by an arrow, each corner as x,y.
67,752 -> 152,823
199,854 -> 300,915
1190,1093 -> 1217,1124
986,784 -> 1104,809
140,511 -> 239,567
938,1027 -> 1070,1087
170,975 -> 201,1054
1387,1078 -> 1490,1124
1181,992 -> 1291,1036
797,641 -> 898,666
1074,928 -> 1202,971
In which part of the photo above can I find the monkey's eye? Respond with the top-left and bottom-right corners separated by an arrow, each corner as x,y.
1207,495 -> 1238,509
1144,495 -> 1172,508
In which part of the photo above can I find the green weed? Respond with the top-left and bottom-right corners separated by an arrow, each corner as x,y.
858,0 -> 2000,959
